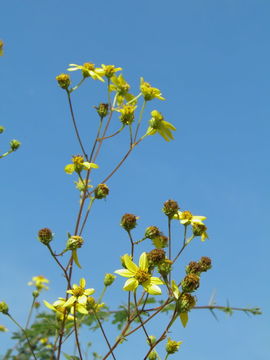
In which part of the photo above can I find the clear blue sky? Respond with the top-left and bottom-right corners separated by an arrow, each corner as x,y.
0,1 -> 269,359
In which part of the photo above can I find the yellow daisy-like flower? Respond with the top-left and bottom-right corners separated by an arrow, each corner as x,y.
109,74 -> 135,105
140,78 -> 165,101
63,278 -> 95,314
101,64 -> 122,78
146,110 -> 176,141
115,253 -> 164,295
116,104 -> 137,125
28,276 -> 49,291
65,155 -> 99,175
173,210 -> 206,226
43,298 -> 74,320
67,63 -> 105,82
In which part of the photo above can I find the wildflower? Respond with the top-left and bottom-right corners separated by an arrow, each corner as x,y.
147,249 -> 166,267
101,64 -> 122,78
0,325 -> 8,332
146,110 -> 176,141
148,350 -> 158,360
162,200 -> 179,218
64,278 -> 95,311
185,261 -> 202,275
152,234 -> 168,249
38,228 -> 53,245
192,222 -> 208,242
109,74 -> 134,105
43,298 -> 74,320
95,103 -> 109,118
117,104 -> 137,125
120,213 -> 138,231
28,276 -> 49,291
178,293 -> 196,312
66,235 -> 84,268
173,210 -> 206,226
181,273 -> 200,293
67,63 -> 104,82
74,178 -> 92,192
115,253 -> 164,295
140,78 -> 165,101
65,155 -> 98,174
165,338 -> 183,354
56,74 -> 70,89
86,297 -> 104,313
94,184 -> 109,199
145,226 -> 161,239
0,302 -> 9,314
198,256 -> 212,272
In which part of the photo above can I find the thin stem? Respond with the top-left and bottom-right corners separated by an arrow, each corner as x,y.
168,218 -> 172,283
98,286 -> 107,303
134,291 -> 152,346
25,295 -> 37,330
70,77 -> 86,93
89,118 -> 104,162
47,244 -> 70,285
66,90 -> 88,158
172,225 -> 187,264
7,314 -> 37,360
134,100 -> 146,142
73,304 -> 83,360
97,125 -> 125,142
94,310 -> 116,360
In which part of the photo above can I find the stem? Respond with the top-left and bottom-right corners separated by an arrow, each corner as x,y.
94,310 -> 116,360
168,218 -> 172,283
47,244 -> 70,286
172,225 -> 187,264
25,295 -> 37,330
134,100 -> 146,142
98,286 -> 107,303
73,304 -> 83,360
97,125 -> 124,141
66,90 -> 88,158
7,314 -> 37,360
134,291 -> 152,346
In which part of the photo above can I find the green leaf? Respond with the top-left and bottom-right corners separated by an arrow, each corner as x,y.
72,249 -> 82,268
179,312 -> 188,328
63,353 -> 80,360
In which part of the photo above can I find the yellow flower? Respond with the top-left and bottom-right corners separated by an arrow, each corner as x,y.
65,155 -> 99,174
101,64 -> 122,78
63,278 -> 95,314
116,104 -> 137,125
173,210 -> 206,226
146,110 -> 176,141
28,276 -> 49,291
115,253 -> 164,295
0,325 -> 8,332
192,222 -> 209,242
67,63 -> 105,82
109,74 -> 135,105
140,78 -> 165,101
43,298 -> 74,320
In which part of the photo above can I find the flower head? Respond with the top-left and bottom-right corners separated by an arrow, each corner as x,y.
28,276 -> 49,291
116,105 -> 137,125
63,278 -> 95,313
146,110 -> 176,141
56,74 -> 70,89
101,64 -> 122,78
192,222 -> 208,242
140,78 -> 165,101
165,338 -> 183,354
44,298 -> 74,320
115,253 -> 164,295
173,210 -> 206,226
65,155 -> 99,174
67,63 -> 105,82
109,74 -> 134,105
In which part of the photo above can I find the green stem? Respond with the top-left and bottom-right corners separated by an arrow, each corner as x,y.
70,77 -> 86,92
98,286 -> 107,303
93,310 -> 116,360
134,99 -> 146,142
25,294 -> 38,330
7,314 -> 37,360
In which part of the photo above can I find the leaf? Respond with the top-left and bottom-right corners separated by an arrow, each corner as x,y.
63,354 -> 81,360
179,312 -> 188,328
72,249 -> 82,268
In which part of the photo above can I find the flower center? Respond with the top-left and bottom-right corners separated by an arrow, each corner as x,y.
72,287 -> 85,297
181,211 -> 193,220
135,269 -> 151,284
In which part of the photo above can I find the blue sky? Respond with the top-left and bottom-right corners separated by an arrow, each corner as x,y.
0,0 -> 269,359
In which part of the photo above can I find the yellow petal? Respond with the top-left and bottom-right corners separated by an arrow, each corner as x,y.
115,269 -> 134,277
80,278 -> 86,288
144,283 -> 162,295
65,164 -> 75,174
123,254 -> 138,273
139,252 -> 148,270
63,296 -> 76,307
123,278 -> 138,291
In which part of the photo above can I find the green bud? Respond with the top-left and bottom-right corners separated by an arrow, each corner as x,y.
9,139 -> 21,151
32,290 -> 39,298
56,73 -> 70,89
104,273 -> 116,287
66,235 -> 84,250
145,226 -> 161,239
158,259 -> 172,276
95,103 -> 109,118
148,350 -> 158,360
147,335 -> 157,346
0,126 -> 5,134
165,338 -> 182,354
0,301 -> 9,314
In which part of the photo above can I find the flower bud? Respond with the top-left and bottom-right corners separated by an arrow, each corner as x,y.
56,73 -> 71,89
32,290 -> 39,298
95,184 -> 109,199
120,213 -> 138,231
147,335 -> 157,346
152,234 -> 168,249
38,228 -> 53,245
147,249 -> 166,266
9,139 -> 21,151
66,235 -> 84,250
198,256 -> 212,272
185,261 -> 201,275
181,274 -> 200,293
34,302 -> 40,309
162,200 -> 179,218
192,223 -> 207,237
104,273 -> 116,287
0,301 -> 9,314
148,350 -> 158,360
95,103 -> 109,118
165,338 -> 182,354
119,105 -> 136,125
178,293 -> 196,312
0,126 -> 5,134
158,259 -> 172,276
145,226 -> 161,239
